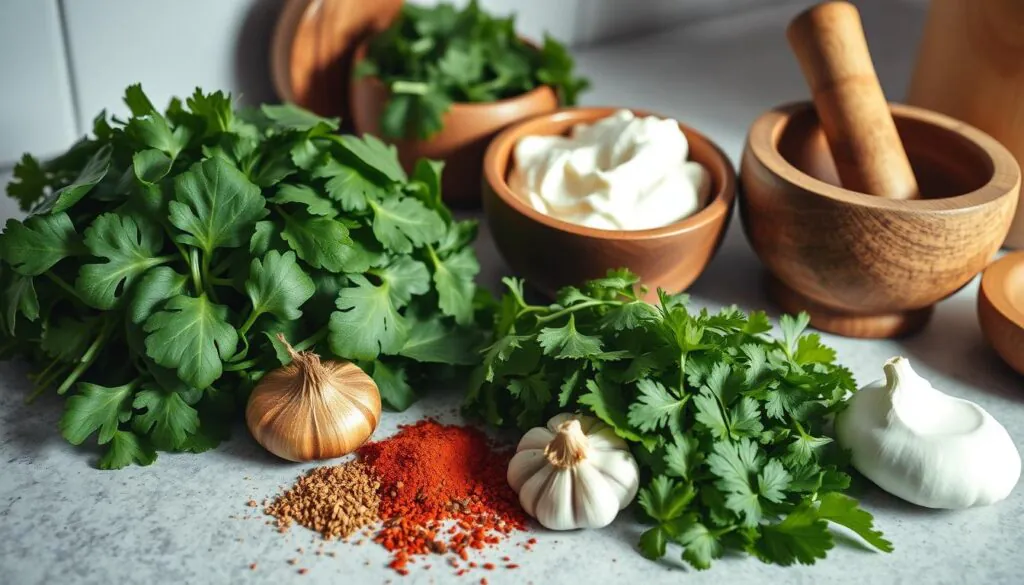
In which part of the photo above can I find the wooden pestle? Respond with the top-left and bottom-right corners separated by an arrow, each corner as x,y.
787,1 -> 920,200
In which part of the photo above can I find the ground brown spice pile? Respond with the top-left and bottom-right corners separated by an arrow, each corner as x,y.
266,461 -> 380,539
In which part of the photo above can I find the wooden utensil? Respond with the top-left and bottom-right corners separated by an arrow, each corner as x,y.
787,1 -> 920,200
978,252 -> 1024,376
908,0 -> 1024,249
270,0 -> 401,125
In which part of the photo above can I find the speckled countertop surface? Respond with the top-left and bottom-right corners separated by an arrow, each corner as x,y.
2,1 -> 1022,584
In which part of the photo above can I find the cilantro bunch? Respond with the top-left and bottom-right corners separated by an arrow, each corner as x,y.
464,271 -> 893,569
355,0 -> 590,139
0,85 -> 484,468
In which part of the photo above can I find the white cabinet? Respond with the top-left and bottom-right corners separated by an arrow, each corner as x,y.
0,0 -> 77,167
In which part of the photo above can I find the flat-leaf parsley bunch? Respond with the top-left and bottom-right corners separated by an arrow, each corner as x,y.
356,0 -> 589,139
464,270 -> 892,569
0,85 -> 484,468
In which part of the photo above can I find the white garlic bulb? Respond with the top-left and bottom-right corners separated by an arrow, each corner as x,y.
835,356 -> 1020,509
507,413 -> 639,530
245,336 -> 381,462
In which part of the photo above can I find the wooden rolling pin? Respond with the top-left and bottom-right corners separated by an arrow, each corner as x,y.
787,1 -> 920,200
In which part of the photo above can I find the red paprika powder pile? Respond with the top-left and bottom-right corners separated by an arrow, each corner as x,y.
357,419 -> 528,575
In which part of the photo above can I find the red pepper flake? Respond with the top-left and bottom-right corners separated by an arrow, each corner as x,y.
297,568 -> 308,575
481,579 -> 489,585
506,564 -> 519,569
527,538 -> 537,545
456,569 -> 468,577
483,563 -> 495,570
501,556 -> 511,562
248,563 -> 257,571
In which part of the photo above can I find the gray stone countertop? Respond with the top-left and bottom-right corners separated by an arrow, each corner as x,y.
2,1 -> 1022,584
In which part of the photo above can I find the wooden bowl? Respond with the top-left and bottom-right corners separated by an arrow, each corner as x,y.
483,107 -> 736,300
979,253 -> 1024,376
350,40 -> 559,209
270,0 -> 401,127
740,101 -> 1021,338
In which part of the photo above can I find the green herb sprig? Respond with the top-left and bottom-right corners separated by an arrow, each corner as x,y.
0,85 -> 485,468
356,0 -> 590,139
464,270 -> 892,569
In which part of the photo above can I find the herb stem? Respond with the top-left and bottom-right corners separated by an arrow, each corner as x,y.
224,358 -> 260,372
535,300 -> 622,324
294,327 -> 328,352
44,272 -> 84,303
390,80 -> 431,95
56,322 -> 110,395
26,360 -> 68,403
201,252 -> 220,303
238,308 -> 262,339
188,248 -> 203,294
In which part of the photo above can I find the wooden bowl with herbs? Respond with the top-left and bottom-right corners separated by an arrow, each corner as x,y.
483,107 -> 735,300
350,1 -> 585,208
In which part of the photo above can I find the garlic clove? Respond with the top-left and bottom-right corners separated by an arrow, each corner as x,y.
533,469 -> 577,530
835,356 -> 1021,509
517,427 -> 556,452
572,462 -> 621,528
517,463 -> 556,523
507,449 -> 549,492
584,449 -> 640,505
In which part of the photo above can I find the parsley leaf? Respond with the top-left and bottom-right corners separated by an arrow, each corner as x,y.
537,314 -> 602,359
0,212 -> 80,276
132,388 -> 200,450
370,196 -> 446,253
143,294 -> 239,389
245,250 -> 316,321
76,213 -> 165,310
169,157 -> 267,254
59,382 -> 135,445
329,274 -> 408,360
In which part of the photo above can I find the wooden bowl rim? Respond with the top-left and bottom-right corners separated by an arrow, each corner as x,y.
483,106 -> 737,241
269,0 -> 313,103
351,38 -> 557,112
747,101 -> 1021,211
981,252 -> 1024,331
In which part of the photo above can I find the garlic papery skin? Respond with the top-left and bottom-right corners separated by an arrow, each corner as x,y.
507,413 -> 640,530
245,336 -> 381,462
835,356 -> 1020,509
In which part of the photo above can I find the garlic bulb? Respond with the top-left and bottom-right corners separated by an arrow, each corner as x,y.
507,413 -> 639,530
245,336 -> 381,462
835,356 -> 1020,509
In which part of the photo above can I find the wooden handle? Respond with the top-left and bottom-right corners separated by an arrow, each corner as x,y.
787,1 -> 919,200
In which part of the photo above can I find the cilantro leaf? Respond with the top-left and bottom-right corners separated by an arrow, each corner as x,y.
537,314 -> 602,359
317,159 -> 389,212
376,256 -> 430,308
372,360 -> 416,410
431,246 -> 478,325
758,458 -> 793,503
169,157 -> 267,254
76,213 -> 165,310
0,212 -> 80,275
280,210 -> 354,272
779,312 -> 812,357
98,430 -> 157,470
370,196 -> 445,253
59,382 -> 135,445
677,520 -> 724,570
4,274 -> 39,333
132,388 -> 200,450
128,266 -> 188,325
143,294 -> 238,389
816,493 -> 893,552
261,103 -> 339,131
579,374 -> 651,447
754,505 -> 832,566
41,317 -> 93,362
664,435 -> 700,480
336,134 -> 406,182
133,149 -> 174,184
245,250 -> 316,321
627,378 -> 687,433
638,475 -> 696,522
600,301 -> 659,331
34,144 -> 112,215
270,184 -> 337,217
398,316 -> 479,365
329,274 -> 408,360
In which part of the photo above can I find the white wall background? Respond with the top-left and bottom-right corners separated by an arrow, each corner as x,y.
0,0 -> 779,168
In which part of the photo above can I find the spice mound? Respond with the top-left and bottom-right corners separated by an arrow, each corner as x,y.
262,419 -> 529,576
358,419 -> 529,574
266,461 -> 380,539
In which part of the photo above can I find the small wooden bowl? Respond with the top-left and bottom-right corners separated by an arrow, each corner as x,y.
740,102 -> 1021,338
350,40 -> 559,209
483,107 -> 736,300
979,253 -> 1024,376
270,0 -> 402,126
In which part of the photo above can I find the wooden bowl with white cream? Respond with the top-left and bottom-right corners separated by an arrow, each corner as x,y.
482,107 -> 736,299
